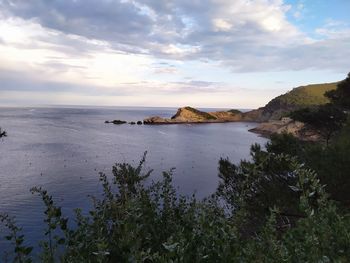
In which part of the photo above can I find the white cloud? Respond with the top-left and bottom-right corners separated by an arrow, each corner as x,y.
315,19 -> 350,39
0,0 -> 347,72
0,13 -> 155,90
212,18 -> 232,32
0,0 -> 348,107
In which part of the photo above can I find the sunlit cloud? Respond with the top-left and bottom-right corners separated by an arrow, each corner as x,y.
0,0 -> 349,107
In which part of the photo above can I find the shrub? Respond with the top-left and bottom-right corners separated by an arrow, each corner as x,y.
1,151 -> 349,262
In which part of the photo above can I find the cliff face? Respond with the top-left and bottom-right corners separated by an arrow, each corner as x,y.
241,109 -> 265,122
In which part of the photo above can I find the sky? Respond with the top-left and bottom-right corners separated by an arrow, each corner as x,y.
0,0 -> 349,108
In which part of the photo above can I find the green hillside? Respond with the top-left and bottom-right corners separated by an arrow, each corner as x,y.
262,82 -> 338,120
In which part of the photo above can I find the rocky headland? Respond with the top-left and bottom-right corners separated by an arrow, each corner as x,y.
142,81 -> 338,140
106,81 -> 337,141
143,107 -> 261,124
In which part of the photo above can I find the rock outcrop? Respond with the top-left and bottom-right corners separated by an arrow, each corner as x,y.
143,116 -> 173,124
209,111 -> 243,121
143,107 -> 247,124
249,117 -> 321,141
171,107 -> 217,122
105,120 -> 127,125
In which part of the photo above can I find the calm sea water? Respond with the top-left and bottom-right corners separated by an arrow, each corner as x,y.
0,106 -> 267,252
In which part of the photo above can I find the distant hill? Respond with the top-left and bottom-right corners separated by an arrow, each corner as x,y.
260,82 -> 338,120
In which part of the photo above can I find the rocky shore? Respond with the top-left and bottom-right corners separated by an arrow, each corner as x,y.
103,106 -> 316,140
249,117 -> 321,141
106,102 -> 326,141
142,107 -> 322,141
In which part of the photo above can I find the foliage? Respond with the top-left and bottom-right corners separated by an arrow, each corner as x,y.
30,187 -> 69,263
265,124 -> 350,207
290,103 -> 347,144
266,132 -> 305,156
227,109 -> 242,114
0,214 -> 33,263
325,72 -> 350,110
1,150 -> 349,262
280,73 -> 350,204
218,146 -> 302,232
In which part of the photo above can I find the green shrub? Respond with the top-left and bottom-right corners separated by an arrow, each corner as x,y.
1,150 -> 349,262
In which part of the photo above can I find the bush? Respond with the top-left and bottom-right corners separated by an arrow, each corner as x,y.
325,72 -> 350,110
290,104 -> 347,144
1,151 -> 349,262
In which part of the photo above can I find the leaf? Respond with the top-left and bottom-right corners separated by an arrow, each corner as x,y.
310,209 -> 314,216
321,256 -> 330,263
24,247 -> 33,255
163,242 -> 179,252
288,185 -> 300,192
92,251 -> 110,256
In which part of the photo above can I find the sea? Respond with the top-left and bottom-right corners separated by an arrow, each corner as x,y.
0,106 -> 267,253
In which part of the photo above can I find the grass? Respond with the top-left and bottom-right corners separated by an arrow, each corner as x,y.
227,109 -> 242,114
267,82 -> 338,108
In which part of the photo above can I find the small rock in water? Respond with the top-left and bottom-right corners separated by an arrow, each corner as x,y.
113,120 -> 127,125
105,120 -> 127,125
137,121 -> 143,125
129,122 -> 136,125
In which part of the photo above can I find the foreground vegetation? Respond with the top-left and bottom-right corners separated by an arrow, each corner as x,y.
1,74 -> 350,262
1,146 -> 349,262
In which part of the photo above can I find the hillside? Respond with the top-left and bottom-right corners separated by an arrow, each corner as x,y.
143,81 -> 339,125
260,82 -> 338,120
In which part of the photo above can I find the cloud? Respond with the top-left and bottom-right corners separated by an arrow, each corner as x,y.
0,0 -> 348,72
1,0 -> 347,73
0,0 -> 349,107
0,67 -> 229,98
0,69 -> 110,95
292,1 -> 305,19
315,19 -> 350,39
153,67 -> 179,75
